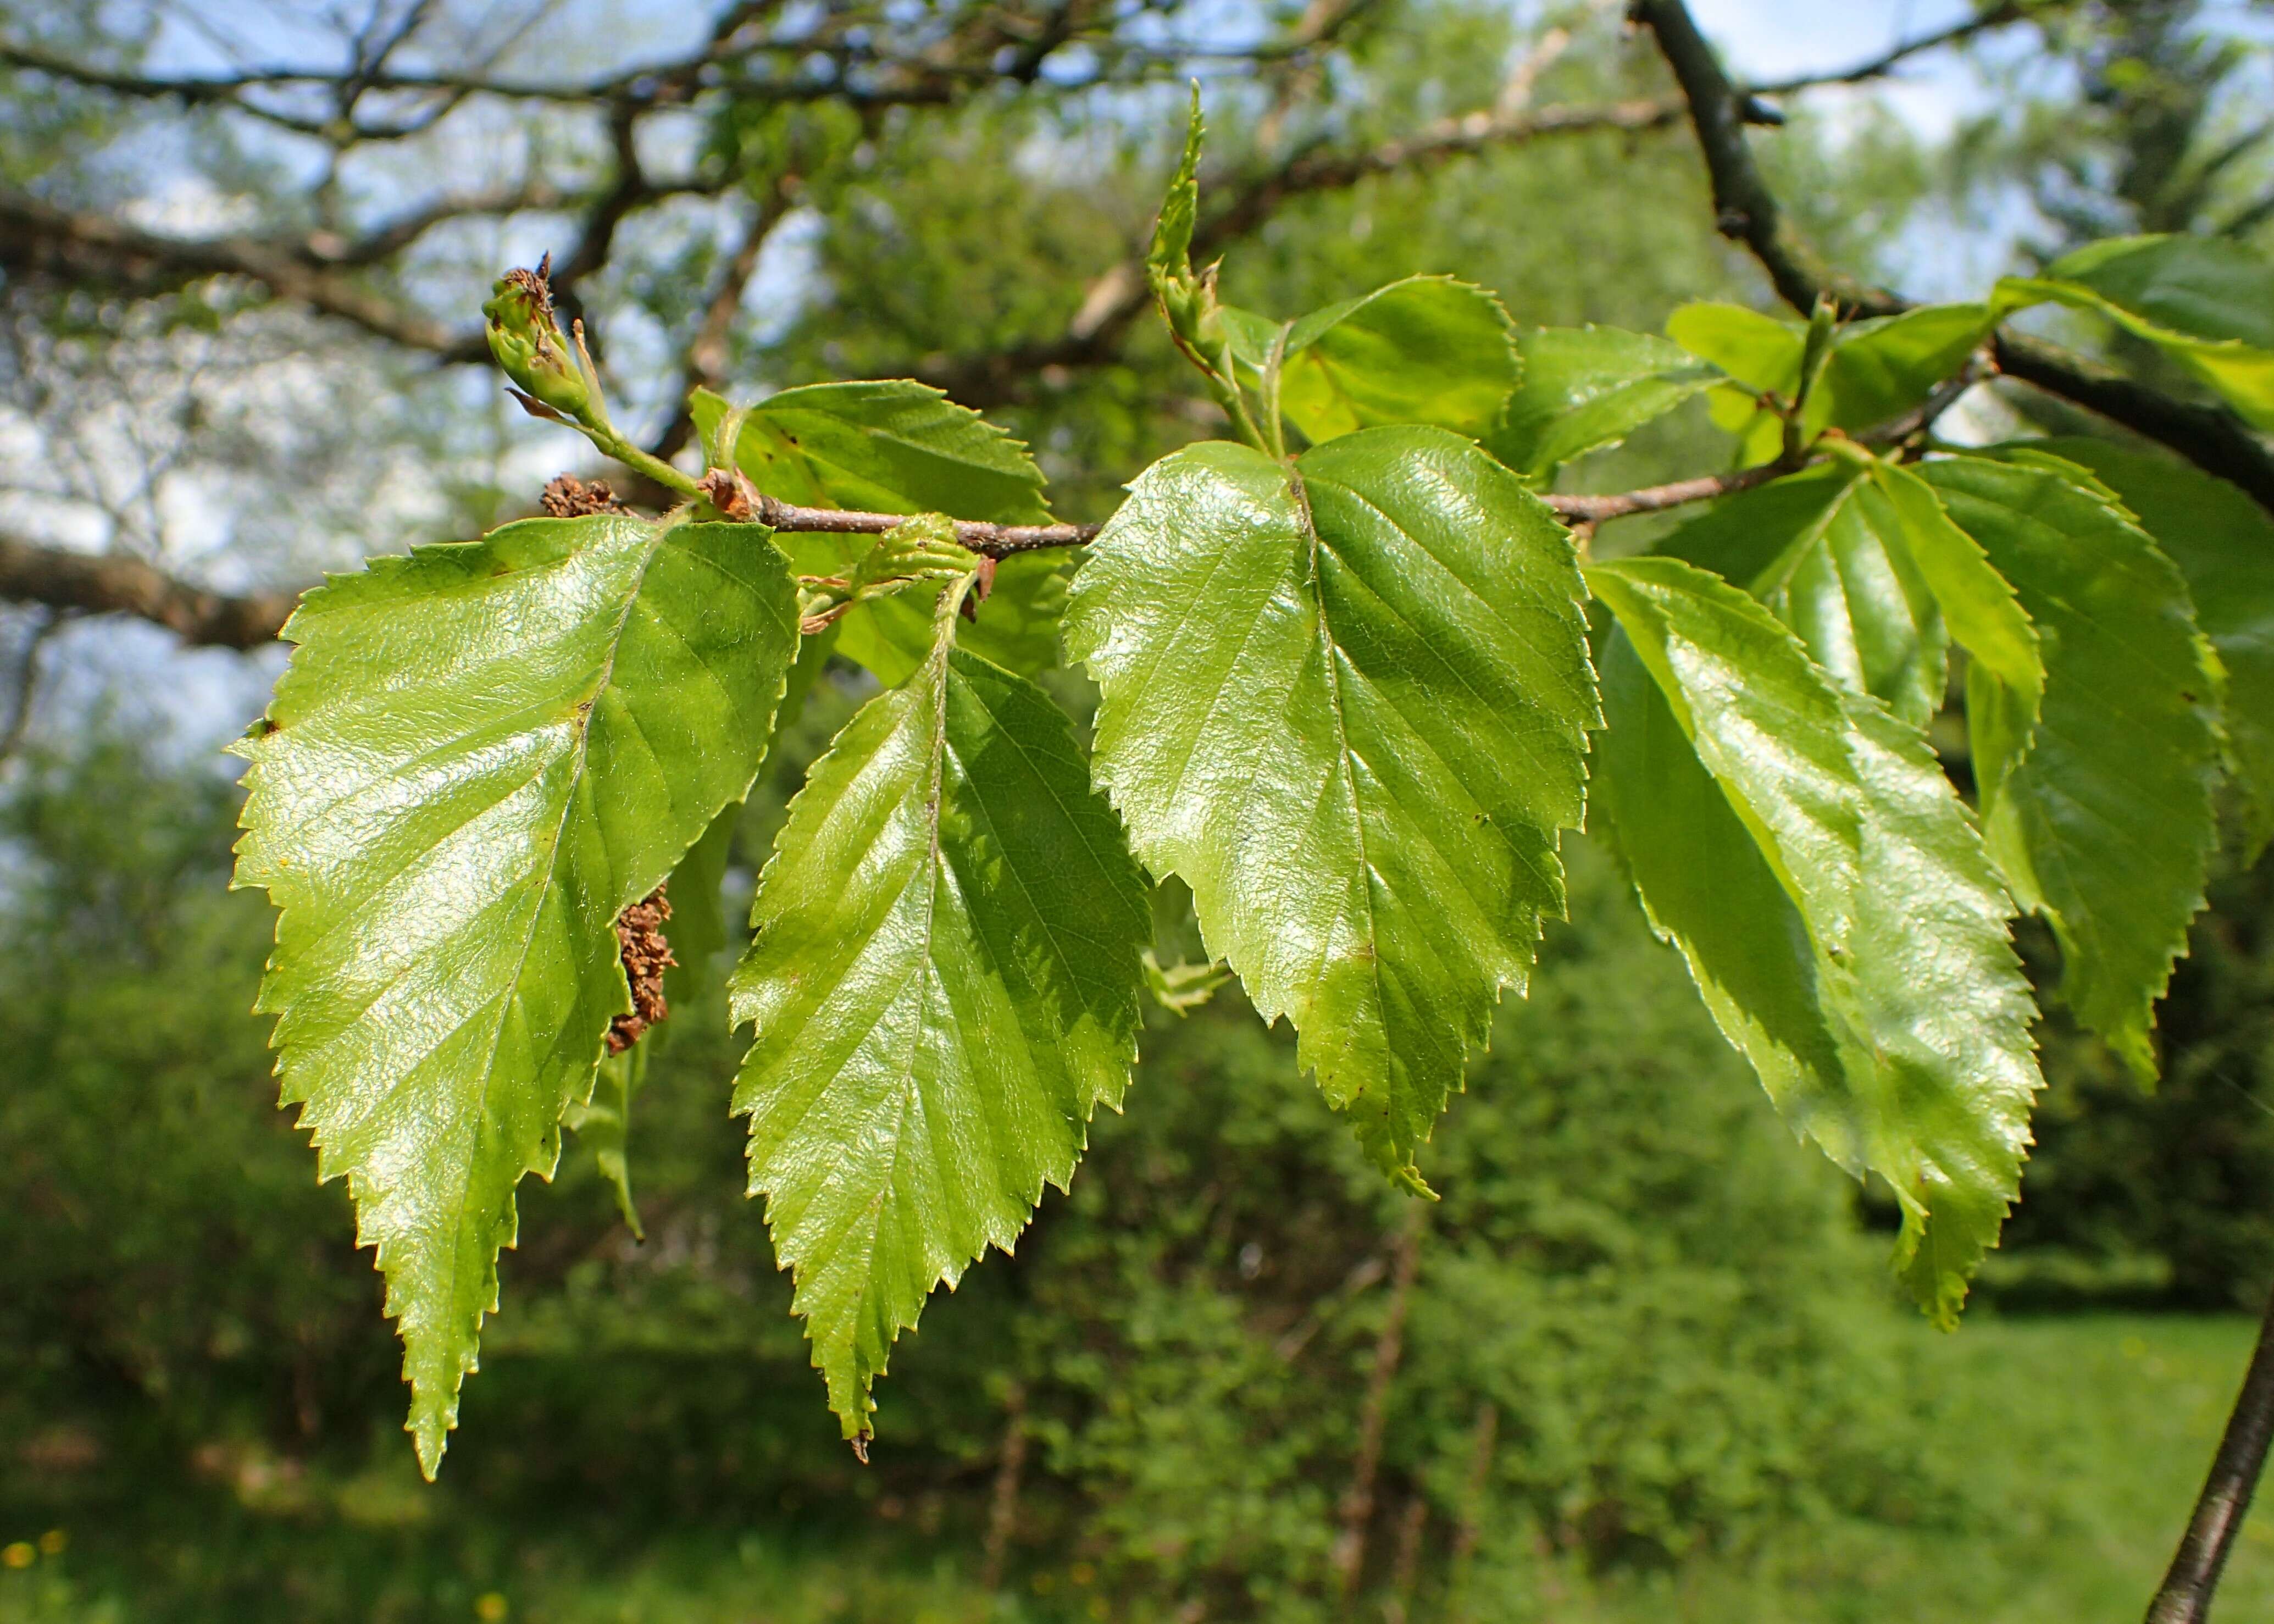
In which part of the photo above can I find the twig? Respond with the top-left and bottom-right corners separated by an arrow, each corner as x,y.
1546,461 -> 1788,524
1745,2 -> 2032,97
1635,0 -> 2274,518
1382,1493 -> 1429,1624
2146,1284 -> 2274,1623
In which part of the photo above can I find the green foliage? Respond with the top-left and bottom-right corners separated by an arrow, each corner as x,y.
729,592 -> 1149,1441
1589,556 -> 2040,1324
1065,428 -> 1594,1187
230,514 -> 800,1475
1925,453 -> 2225,1082
1490,325 -> 1723,478
1229,275 -> 1518,445
2024,437 -> 2274,860
1999,235 -> 2274,426
690,384 -> 1062,682
217,98 -> 2274,1462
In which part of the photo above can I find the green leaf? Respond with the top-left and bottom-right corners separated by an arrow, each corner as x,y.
1998,236 -> 2274,428
1816,303 -> 1992,432
1923,454 -> 2225,1080
563,1046 -> 645,1239
729,613 -> 1149,1442
1065,426 -> 1596,1185
1147,84 -> 1205,291
661,800 -> 739,1011
1668,301 -> 1992,452
231,514 -> 801,1475
691,382 -> 1051,523
2027,437 -> 2274,858
1655,463 -> 1949,726
1488,325 -> 1723,478
1142,949 -> 1231,1016
1667,301 -> 1800,393
1654,458 -> 2039,730
1588,556 -> 2040,1326
1863,459 -> 2040,712
1267,276 -> 1517,445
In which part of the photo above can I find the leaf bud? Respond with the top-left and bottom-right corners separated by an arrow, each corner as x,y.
482,254 -> 589,418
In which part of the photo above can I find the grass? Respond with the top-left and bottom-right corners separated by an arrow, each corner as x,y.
3,1313 -> 2267,1623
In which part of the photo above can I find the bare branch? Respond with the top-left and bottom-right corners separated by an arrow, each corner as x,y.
0,189 -> 484,359
1634,0 -> 2274,518
2146,1283 -> 2274,1623
1746,2 -> 2035,97
0,534 -> 298,649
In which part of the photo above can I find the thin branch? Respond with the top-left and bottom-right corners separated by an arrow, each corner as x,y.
1746,2 -> 2034,97
2146,1283 -> 2274,1624
0,189 -> 484,359
1631,0 -> 1900,317
1635,0 -> 2274,518
0,534 -> 298,649
1547,461 -> 1788,524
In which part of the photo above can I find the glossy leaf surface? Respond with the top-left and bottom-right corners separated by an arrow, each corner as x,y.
231,514 -> 800,1475
1925,453 -> 2223,1080
692,382 -> 1051,522
730,623 -> 1147,1440
1266,276 -> 1517,445
1590,556 -> 2039,1325
1489,325 -> 1722,476
2032,437 -> 2274,857
1066,427 -> 1595,1184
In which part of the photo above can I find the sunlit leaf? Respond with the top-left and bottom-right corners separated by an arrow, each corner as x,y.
730,605 -> 1148,1442
1066,427 -> 1595,1185
1925,453 -> 2223,1080
231,514 -> 800,1475
1489,325 -> 1723,477
1589,555 -> 2039,1326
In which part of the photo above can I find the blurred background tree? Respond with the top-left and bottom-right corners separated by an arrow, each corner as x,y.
3,1 -> 2273,1620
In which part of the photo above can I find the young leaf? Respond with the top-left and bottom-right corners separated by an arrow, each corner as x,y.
729,607 -> 1149,1443
1147,84 -> 1205,294
1588,556 -> 2040,1326
1667,302 -> 1992,453
1488,325 -> 1723,478
2028,437 -> 2274,858
1264,276 -> 1518,445
563,1046 -> 645,1239
1816,303 -> 1992,431
231,514 -> 800,1476
1998,236 -> 2274,428
1924,454 -> 2224,1080
690,381 -> 1051,523
1065,426 -> 1596,1186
